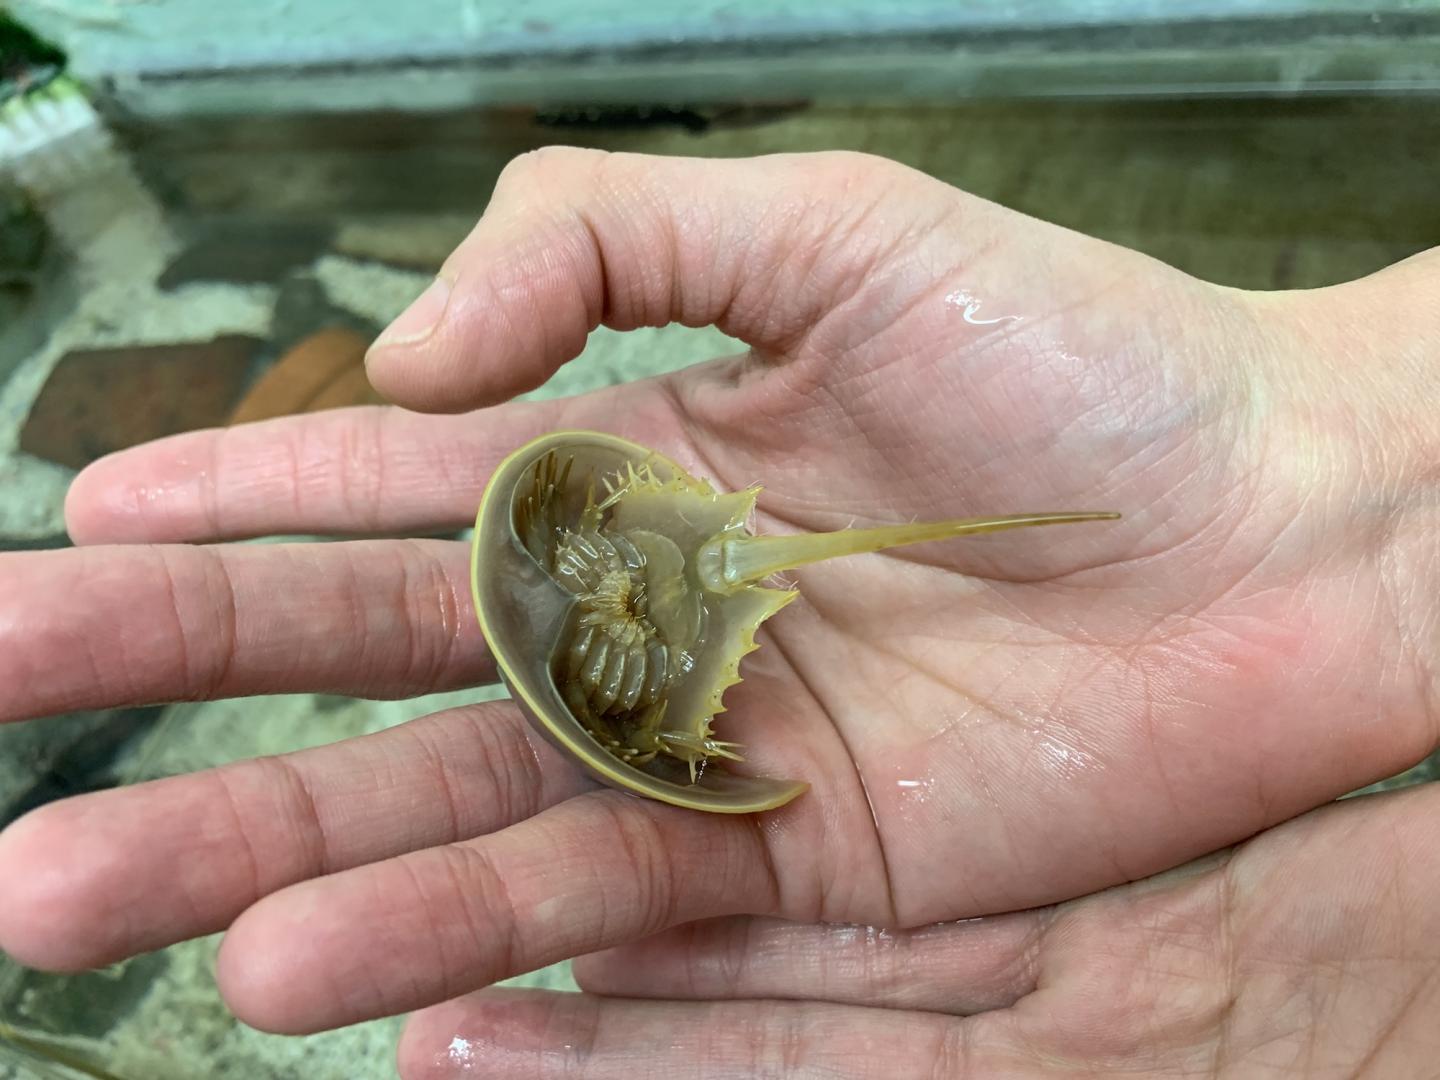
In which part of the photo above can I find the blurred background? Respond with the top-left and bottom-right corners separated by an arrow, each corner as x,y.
2,1 -> 1439,1076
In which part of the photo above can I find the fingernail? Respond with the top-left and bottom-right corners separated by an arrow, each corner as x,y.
373,276 -> 451,348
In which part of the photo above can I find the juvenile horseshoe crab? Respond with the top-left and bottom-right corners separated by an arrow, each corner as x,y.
470,431 -> 1118,814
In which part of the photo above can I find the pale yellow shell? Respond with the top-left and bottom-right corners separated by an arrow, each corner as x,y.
471,430 -> 1119,815
472,431 -> 806,813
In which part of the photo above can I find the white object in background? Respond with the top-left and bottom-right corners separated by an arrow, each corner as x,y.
0,78 -> 112,193
0,75 -> 178,282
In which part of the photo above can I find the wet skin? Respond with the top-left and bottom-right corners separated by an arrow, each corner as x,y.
0,149 -> 1437,1076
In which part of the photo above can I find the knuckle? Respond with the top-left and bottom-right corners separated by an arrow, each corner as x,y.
396,542 -> 456,689
800,148 -> 915,192
715,917 -> 753,993
497,146 -> 610,200
444,843 -> 524,975
593,797 -> 676,937
762,1008 -> 811,1072
159,546 -> 237,701
930,1021 -> 971,1080
337,409 -> 388,530
251,753 -> 329,876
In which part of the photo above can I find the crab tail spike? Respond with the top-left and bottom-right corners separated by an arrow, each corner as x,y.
698,511 -> 1121,593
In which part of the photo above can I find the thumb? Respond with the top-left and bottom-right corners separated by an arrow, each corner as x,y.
363,147 -> 999,412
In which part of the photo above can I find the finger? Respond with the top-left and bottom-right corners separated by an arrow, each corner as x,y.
65,388 -> 685,545
214,790 -> 780,1034
364,148 -> 979,411
397,988 -> 1004,1080
66,405 -> 524,545
0,539 -> 488,724
572,912 -> 1043,1016
0,700 -> 593,971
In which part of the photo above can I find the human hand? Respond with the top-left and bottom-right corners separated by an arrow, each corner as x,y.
0,149 -> 1434,1045
397,781 -> 1440,1077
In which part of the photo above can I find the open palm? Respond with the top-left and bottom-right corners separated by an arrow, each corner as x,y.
1,150 -> 1435,1053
